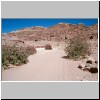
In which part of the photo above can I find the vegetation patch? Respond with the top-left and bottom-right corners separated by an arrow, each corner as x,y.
65,36 -> 90,60
2,45 -> 36,69
45,44 -> 52,50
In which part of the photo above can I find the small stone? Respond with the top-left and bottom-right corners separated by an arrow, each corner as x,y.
86,60 -> 92,64
78,64 -> 85,69
95,60 -> 98,64
78,65 -> 82,69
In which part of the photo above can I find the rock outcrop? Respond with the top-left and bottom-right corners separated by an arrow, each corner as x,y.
78,57 -> 98,73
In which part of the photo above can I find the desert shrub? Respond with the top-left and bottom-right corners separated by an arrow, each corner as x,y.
45,44 -> 52,50
2,45 -> 36,69
25,45 -> 37,56
65,36 -> 90,60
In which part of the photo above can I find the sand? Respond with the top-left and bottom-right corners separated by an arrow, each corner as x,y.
2,47 -> 98,81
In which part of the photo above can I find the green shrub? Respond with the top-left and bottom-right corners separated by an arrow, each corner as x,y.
2,45 -> 36,69
45,44 -> 52,50
65,36 -> 90,60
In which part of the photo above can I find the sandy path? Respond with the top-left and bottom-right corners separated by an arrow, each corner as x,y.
2,48 -> 98,81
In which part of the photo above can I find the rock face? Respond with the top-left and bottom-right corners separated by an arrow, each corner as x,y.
2,23 -> 98,42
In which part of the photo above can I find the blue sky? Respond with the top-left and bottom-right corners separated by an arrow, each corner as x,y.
2,19 -> 98,33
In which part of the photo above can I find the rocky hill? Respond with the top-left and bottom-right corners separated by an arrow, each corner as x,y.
2,23 -> 98,43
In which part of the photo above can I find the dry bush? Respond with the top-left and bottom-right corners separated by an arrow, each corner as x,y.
2,45 -> 36,69
45,44 -> 52,50
26,45 -> 37,56
65,35 -> 90,60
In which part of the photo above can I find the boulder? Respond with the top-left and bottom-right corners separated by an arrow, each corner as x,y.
86,57 -> 95,64
89,67 -> 98,73
86,60 -> 92,64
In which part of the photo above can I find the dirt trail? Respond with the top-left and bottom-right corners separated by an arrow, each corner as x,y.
2,48 -> 98,81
